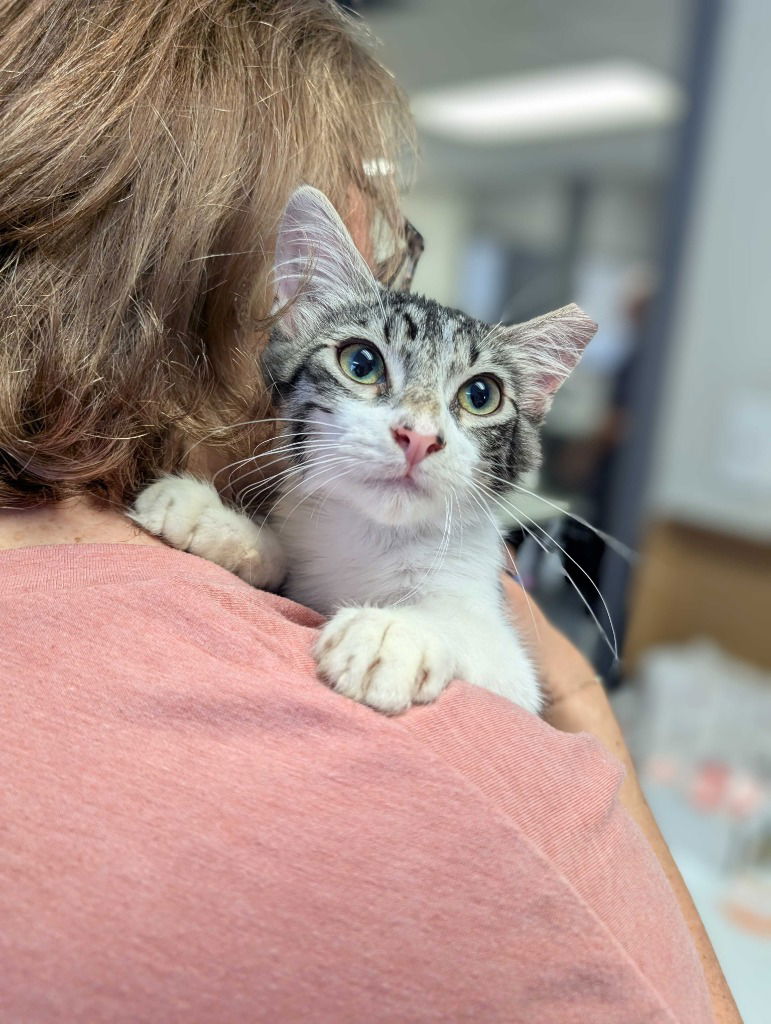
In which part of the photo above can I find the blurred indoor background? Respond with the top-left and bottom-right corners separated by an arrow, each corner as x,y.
345,0 -> 771,1017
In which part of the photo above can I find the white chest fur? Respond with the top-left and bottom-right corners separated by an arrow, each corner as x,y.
272,491 -> 502,616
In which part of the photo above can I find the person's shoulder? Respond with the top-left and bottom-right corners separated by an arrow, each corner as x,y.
402,685 -> 712,1024
0,542 -> 324,686
399,682 -> 626,864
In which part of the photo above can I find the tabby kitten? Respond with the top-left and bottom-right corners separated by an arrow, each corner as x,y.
132,187 -> 596,715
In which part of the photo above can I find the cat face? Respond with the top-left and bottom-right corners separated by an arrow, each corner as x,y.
263,187 -> 597,528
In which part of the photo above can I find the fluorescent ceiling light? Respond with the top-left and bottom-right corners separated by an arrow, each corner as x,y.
411,61 -> 685,144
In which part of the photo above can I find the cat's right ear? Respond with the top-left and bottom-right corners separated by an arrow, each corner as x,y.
506,304 -> 598,422
272,186 -> 379,333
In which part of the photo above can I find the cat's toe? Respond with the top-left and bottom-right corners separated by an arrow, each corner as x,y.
315,607 -> 369,695
413,661 -> 451,705
315,607 -> 452,715
232,525 -> 286,590
363,655 -> 429,715
131,475 -> 217,549
316,607 -> 388,705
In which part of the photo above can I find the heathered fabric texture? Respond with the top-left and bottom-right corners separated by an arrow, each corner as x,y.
1,544 -> 712,1023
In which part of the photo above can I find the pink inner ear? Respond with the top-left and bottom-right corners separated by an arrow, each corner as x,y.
272,186 -> 378,326
538,371 -> 568,399
520,372 -> 564,421
511,303 -> 598,419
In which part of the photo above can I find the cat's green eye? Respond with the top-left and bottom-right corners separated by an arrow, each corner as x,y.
338,342 -> 386,385
458,375 -> 502,416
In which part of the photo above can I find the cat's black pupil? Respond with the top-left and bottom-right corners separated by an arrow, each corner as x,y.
350,347 -> 377,378
468,378 -> 491,408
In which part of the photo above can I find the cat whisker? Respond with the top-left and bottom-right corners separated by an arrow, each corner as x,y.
182,416 -> 340,459
234,454 -> 334,508
269,459 -> 358,531
224,441 -> 345,495
228,462 -> 309,507
223,434 -> 347,496
477,469 -> 636,564
421,496 -> 454,605
485,485 -> 620,658
476,320 -> 504,349
390,493 -> 454,608
257,455 -> 356,527
220,442 -> 340,489
476,481 -> 618,660
466,485 -> 541,645
234,460 -> 327,512
449,485 -> 464,557
212,428 -> 342,486
235,465 -> 324,512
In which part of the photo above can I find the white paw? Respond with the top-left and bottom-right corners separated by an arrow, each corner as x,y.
315,607 -> 454,715
130,474 -> 286,590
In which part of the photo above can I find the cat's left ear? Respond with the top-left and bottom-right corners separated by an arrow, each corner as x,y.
505,303 -> 598,421
272,185 -> 379,333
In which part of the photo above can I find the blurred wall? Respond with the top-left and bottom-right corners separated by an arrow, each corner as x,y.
648,0 -> 771,542
407,178 -> 662,314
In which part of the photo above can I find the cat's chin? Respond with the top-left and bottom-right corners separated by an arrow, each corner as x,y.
344,477 -> 446,529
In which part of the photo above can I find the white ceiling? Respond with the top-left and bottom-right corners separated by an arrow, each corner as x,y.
362,0 -> 692,187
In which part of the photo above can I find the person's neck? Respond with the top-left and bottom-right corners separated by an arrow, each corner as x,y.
0,496 -> 166,551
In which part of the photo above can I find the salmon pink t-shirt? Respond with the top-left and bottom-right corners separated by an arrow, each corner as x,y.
0,544 -> 711,1023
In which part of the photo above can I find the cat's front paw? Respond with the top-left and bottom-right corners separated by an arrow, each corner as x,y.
315,607 -> 454,715
130,474 -> 285,590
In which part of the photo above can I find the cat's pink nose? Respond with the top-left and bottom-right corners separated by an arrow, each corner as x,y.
392,427 -> 445,468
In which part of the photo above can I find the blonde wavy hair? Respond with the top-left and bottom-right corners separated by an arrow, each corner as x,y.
0,0 -> 413,508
